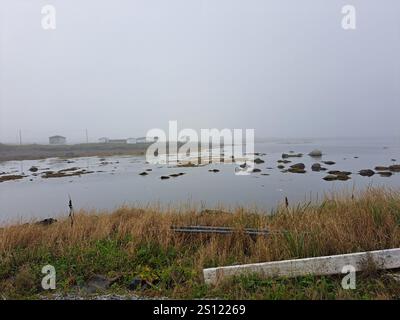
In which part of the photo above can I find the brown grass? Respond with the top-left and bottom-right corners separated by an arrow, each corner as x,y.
1,187 -> 400,299
2,188 -> 400,261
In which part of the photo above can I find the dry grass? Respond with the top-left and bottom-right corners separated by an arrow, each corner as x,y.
1,187 -> 400,299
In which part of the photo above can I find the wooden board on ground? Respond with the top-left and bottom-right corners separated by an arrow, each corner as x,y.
171,225 -> 269,236
203,248 -> 400,285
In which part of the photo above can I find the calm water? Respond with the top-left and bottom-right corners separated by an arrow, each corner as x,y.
1,137 -> 400,223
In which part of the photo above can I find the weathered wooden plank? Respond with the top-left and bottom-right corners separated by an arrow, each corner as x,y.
171,225 -> 269,236
203,248 -> 400,285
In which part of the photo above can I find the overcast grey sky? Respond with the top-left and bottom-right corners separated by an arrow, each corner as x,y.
0,0 -> 399,143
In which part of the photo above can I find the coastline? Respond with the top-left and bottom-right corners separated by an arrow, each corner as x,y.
0,143 -> 151,162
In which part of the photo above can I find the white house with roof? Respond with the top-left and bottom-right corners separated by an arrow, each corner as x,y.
49,135 -> 66,145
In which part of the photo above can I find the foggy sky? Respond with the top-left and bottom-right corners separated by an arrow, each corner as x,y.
1,0 -> 399,143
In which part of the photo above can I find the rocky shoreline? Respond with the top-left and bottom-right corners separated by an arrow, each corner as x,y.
1,147 -> 399,184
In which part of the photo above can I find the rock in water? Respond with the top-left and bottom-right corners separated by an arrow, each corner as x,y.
389,165 -> 400,172
322,161 -> 336,165
323,175 -> 338,181
336,174 -> 351,181
254,158 -> 265,164
290,163 -> 305,170
29,166 -> 39,172
288,168 -> 306,174
375,166 -> 390,171
282,153 -> 303,159
379,171 -> 393,177
169,173 -> 180,177
311,163 -> 322,171
359,169 -> 375,177
328,171 -> 351,176
308,149 -> 322,157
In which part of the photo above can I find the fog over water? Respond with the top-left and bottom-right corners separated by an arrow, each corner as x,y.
1,1 -> 400,143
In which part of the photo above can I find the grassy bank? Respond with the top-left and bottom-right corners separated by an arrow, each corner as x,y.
1,188 -> 400,299
0,143 -> 150,161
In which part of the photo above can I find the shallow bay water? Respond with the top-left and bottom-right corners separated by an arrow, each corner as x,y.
0,137 -> 399,223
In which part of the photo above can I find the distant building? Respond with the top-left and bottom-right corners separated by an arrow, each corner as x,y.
127,138 -> 137,144
136,137 -> 147,143
136,136 -> 158,144
108,139 -> 127,144
98,137 -> 109,143
49,135 -> 66,145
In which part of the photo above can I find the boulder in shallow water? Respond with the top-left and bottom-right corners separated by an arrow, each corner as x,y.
288,168 -> 306,174
389,165 -> 400,172
282,153 -> 303,159
375,166 -> 390,171
169,173 -> 180,177
359,169 -> 375,177
311,163 -> 322,171
323,175 -> 338,181
290,163 -> 305,170
328,170 -> 351,176
379,171 -> 393,177
336,174 -> 351,181
308,149 -> 322,157
322,161 -> 335,165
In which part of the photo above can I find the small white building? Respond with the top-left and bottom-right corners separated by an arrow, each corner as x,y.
127,138 -> 137,144
136,137 -> 147,143
49,135 -> 66,145
108,139 -> 127,144
98,137 -> 110,143
136,136 -> 158,143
